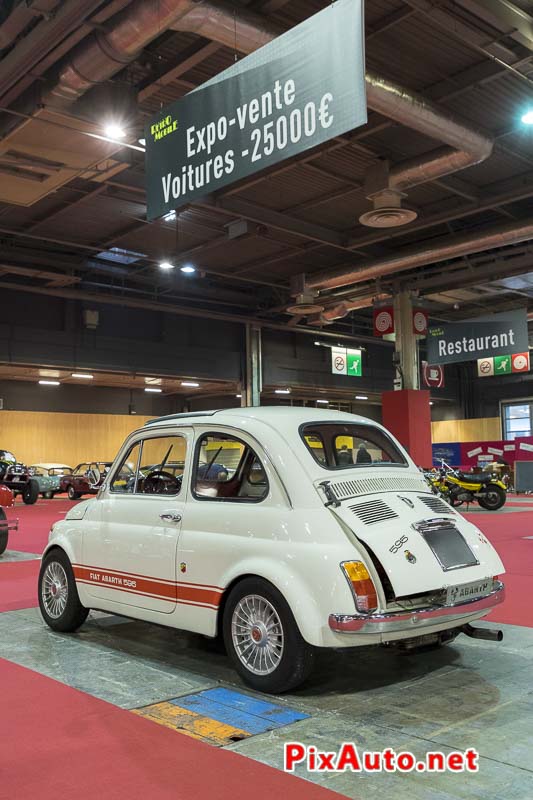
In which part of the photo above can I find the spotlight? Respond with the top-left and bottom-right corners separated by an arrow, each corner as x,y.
138,137 -> 146,146
104,123 -> 126,139
180,264 -> 196,274
521,110 -> 533,125
236,394 -> 242,398
159,260 -> 175,270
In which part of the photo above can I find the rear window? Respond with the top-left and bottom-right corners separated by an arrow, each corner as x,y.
301,423 -> 407,470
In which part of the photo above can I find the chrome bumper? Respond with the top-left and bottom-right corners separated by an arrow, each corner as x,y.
329,581 -> 505,635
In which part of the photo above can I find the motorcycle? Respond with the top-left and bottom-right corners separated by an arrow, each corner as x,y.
425,460 -> 507,511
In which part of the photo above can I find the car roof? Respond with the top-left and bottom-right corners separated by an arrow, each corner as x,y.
145,406 -> 377,430
31,463 -> 71,469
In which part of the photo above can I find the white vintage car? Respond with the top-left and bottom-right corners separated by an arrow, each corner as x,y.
38,407 -> 505,693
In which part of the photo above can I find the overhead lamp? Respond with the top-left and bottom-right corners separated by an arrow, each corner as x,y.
145,387 -> 162,393
236,394 -> 242,398
275,388 -> 291,394
429,401 -> 434,406
39,380 -> 60,386
72,373 -> 93,379
104,123 -> 126,139
159,260 -> 175,270
316,399 -> 329,404
138,137 -> 146,146
355,395 -> 368,400
521,110 -> 533,125
180,264 -> 196,274
181,381 -> 199,387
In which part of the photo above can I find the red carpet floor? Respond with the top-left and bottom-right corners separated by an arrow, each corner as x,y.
5,497 -> 76,554
0,560 -> 39,612
0,658 -> 344,800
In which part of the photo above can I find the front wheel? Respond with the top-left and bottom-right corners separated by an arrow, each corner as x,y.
478,485 -> 506,511
38,549 -> 89,632
0,510 -> 8,555
23,479 -> 39,505
222,577 -> 314,693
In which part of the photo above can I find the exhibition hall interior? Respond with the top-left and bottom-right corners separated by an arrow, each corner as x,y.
1,0 -> 533,798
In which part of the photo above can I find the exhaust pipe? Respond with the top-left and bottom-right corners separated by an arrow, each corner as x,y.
462,623 -> 503,642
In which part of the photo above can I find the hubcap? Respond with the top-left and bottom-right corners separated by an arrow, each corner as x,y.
42,562 -> 68,619
231,594 -> 284,675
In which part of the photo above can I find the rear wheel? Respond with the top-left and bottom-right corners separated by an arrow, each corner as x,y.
67,485 -> 81,500
43,490 -> 54,500
478,485 -> 506,511
23,479 -> 39,505
0,509 -> 8,555
38,549 -> 88,632
223,577 -> 314,693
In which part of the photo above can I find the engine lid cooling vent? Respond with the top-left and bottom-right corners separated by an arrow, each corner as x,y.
330,475 -> 428,501
348,498 -> 399,525
418,495 -> 454,515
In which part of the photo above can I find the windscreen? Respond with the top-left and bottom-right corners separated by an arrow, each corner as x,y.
301,423 -> 407,470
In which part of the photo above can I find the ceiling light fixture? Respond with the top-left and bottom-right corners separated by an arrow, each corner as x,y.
275,388 -> 291,394
236,394 -> 242,398
181,381 -> 199,387
316,399 -> 329,404
521,110 -> 533,125
138,137 -> 146,146
164,210 -> 176,221
38,380 -> 60,386
145,387 -> 162,393
429,401 -> 434,406
159,260 -> 175,270
180,264 -> 196,274
104,123 -> 126,139
72,373 -> 93,379
355,395 -> 368,400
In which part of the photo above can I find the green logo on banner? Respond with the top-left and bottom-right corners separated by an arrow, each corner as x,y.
494,355 -> 512,374
347,350 -> 362,376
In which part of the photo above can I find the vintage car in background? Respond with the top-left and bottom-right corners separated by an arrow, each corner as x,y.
0,449 -> 39,504
30,464 -> 73,499
39,408 -> 505,693
60,462 -> 112,500
0,484 -> 18,555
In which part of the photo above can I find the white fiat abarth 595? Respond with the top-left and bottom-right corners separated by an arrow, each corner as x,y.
38,407 -> 505,693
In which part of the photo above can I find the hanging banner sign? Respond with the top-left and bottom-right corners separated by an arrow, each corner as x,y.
145,0 -> 366,219
331,347 -> 362,377
427,308 -> 529,366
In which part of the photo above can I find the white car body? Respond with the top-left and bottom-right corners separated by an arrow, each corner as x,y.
43,407 -> 505,649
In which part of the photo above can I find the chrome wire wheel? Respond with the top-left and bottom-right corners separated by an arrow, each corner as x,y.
231,594 -> 284,675
41,561 -> 69,619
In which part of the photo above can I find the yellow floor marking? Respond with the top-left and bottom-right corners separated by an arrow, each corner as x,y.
133,701 -> 251,746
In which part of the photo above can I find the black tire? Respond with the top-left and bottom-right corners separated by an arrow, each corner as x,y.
222,577 -> 314,693
23,478 -> 39,505
38,549 -> 89,632
478,485 -> 506,511
67,485 -> 81,500
43,490 -> 54,500
0,510 -> 8,555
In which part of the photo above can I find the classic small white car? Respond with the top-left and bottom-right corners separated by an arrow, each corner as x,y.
38,408 -> 505,693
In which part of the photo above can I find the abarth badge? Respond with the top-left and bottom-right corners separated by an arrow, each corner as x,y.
404,550 -> 417,564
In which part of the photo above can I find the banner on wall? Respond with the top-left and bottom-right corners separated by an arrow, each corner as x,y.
145,0 -> 366,219
426,308 -> 529,366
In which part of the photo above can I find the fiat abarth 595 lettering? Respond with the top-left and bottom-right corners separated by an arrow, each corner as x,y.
38,408 -> 505,693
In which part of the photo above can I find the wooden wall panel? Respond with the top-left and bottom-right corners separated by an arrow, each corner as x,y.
432,417 -> 501,444
0,411 -> 153,467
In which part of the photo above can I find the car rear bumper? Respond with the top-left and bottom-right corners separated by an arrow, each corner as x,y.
329,580 -> 505,635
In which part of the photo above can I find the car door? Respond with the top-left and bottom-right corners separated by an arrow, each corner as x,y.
80,428 -> 191,614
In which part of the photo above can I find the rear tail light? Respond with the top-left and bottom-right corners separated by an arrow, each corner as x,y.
341,561 -> 378,613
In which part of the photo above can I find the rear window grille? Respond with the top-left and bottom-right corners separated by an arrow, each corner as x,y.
348,499 -> 399,525
331,476 -> 427,500
418,495 -> 454,515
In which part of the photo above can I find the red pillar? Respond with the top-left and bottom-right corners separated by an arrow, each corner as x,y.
382,389 -> 432,468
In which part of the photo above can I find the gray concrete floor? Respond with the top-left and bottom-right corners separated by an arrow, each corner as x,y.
1,606 -> 532,799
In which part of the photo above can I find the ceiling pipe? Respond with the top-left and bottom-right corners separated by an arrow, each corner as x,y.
307,216 -> 533,320
0,0 -> 60,50
40,0 -> 492,192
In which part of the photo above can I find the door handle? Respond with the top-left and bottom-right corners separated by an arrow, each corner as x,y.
160,513 -> 182,522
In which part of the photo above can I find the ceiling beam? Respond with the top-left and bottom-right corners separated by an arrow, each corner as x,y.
138,40 -> 221,103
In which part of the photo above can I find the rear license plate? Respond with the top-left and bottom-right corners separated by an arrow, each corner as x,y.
446,578 -> 492,606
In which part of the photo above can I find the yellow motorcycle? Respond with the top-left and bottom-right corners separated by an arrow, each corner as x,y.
426,461 -> 507,511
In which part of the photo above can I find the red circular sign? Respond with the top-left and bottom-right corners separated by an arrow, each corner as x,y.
375,310 -> 392,333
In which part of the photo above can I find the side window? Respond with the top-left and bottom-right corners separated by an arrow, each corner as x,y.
193,433 -> 268,502
138,435 -> 187,496
303,433 -> 327,465
74,464 -> 87,476
111,443 -> 141,494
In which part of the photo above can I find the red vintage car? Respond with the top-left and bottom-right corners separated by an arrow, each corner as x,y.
60,462 -> 113,500
0,484 -> 18,556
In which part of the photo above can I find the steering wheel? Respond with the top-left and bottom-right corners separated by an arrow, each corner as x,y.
143,470 -> 181,495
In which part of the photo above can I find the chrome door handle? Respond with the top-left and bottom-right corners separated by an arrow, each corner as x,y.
160,513 -> 182,522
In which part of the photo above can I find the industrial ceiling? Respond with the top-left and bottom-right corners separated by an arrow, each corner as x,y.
1,0 -> 533,340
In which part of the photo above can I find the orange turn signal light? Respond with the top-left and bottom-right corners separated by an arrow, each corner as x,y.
342,561 -> 378,613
